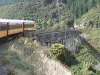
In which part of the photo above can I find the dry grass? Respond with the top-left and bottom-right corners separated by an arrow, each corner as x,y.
30,43 -> 72,75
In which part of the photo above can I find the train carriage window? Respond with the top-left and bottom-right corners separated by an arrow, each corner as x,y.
24,24 -> 34,28
0,24 -> 7,31
9,24 -> 22,30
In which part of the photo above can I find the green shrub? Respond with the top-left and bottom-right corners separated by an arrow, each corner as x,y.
49,43 -> 69,60
2,59 -> 10,65
70,62 -> 96,75
49,43 -> 64,56
2,51 -> 21,65
49,43 -> 79,66
15,61 -> 30,70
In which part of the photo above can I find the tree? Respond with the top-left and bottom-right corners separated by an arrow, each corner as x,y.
43,0 -> 52,6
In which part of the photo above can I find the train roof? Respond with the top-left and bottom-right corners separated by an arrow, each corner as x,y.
0,19 -> 35,23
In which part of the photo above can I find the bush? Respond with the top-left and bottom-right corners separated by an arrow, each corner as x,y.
49,43 -> 79,66
49,43 -> 64,56
49,43 -> 69,60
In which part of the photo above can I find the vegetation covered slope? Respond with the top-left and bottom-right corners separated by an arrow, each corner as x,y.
0,2 -> 28,19
0,1 -> 74,30
0,0 -> 99,30
0,0 -> 100,75
75,4 -> 100,28
42,0 -> 99,18
0,38 -> 72,75
0,0 -> 25,6
72,3 -> 100,74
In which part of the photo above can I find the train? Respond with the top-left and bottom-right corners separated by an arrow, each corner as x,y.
0,19 -> 36,40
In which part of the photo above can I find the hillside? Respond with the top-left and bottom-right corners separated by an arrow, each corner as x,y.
0,0 -> 99,30
0,38 -> 72,75
0,0 -> 100,75
75,4 -> 100,28
0,1 -> 74,30
0,1 -> 27,19
0,0 -> 25,6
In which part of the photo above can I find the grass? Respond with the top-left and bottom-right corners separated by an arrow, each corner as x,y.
1,38 -> 35,75
1,38 -> 72,75
1,27 -> 100,75
69,28 -> 100,75
75,3 -> 100,29
80,28 -> 100,50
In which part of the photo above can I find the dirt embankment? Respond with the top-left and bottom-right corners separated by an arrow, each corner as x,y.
33,45 -> 72,75
0,38 -> 72,75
